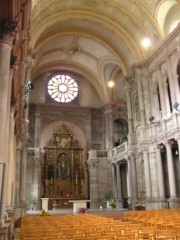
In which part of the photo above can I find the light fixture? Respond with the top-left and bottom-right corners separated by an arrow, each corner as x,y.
140,0 -> 151,49
108,80 -> 115,88
27,81 -> 34,92
149,116 -> 155,124
175,150 -> 179,156
23,103 -> 28,109
173,102 -> 180,111
142,37 -> 151,49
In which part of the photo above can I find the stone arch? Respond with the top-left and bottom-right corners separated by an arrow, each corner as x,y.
156,0 -> 180,36
113,118 -> 128,147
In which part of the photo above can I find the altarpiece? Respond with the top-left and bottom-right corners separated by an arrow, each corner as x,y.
41,124 -> 85,209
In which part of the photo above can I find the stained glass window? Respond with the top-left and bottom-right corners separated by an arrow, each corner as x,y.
48,74 -> 78,103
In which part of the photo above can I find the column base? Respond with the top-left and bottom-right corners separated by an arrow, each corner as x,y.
142,197 -> 180,210
168,197 -> 180,208
116,199 -> 123,209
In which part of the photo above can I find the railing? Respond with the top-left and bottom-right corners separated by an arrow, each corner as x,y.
137,113 -> 180,143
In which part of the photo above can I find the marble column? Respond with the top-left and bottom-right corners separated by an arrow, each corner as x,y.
127,159 -> 132,200
137,77 -> 146,126
165,141 -> 177,198
130,154 -> 138,200
156,147 -> 165,199
15,144 -> 22,206
0,163 -> 8,223
87,159 -> 98,209
143,149 -> 152,199
6,108 -> 16,207
103,104 -> 114,149
112,164 -> 117,199
116,163 -> 122,201
32,155 -> 40,209
0,21 -> 18,222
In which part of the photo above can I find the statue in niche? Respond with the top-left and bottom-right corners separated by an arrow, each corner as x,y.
57,153 -> 70,179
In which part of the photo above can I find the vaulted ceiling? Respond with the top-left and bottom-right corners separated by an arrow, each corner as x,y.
30,0 -> 180,105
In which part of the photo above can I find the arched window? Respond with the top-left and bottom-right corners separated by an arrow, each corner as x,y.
166,78 -> 172,113
157,86 -> 161,112
48,74 -> 78,103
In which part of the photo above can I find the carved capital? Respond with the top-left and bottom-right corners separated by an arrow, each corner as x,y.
0,21 -> 18,47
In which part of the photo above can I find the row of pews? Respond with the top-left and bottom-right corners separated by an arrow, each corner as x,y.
18,209 -> 180,239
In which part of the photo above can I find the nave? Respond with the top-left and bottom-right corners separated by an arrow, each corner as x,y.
14,208 -> 180,240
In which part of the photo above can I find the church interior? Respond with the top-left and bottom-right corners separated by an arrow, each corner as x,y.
0,0 -> 180,239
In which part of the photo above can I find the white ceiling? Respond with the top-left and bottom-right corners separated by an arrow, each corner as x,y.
30,0 -> 180,105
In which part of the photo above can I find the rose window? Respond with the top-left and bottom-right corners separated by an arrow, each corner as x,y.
48,74 -> 78,103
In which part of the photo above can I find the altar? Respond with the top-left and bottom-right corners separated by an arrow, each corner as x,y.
69,200 -> 91,213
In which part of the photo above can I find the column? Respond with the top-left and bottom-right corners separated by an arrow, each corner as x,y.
34,113 -> 41,147
165,141 -> 177,198
15,144 -> 22,206
137,77 -> 146,126
157,69 -> 166,117
87,159 -> 98,209
116,163 -> 122,200
126,87 -> 133,134
103,104 -> 114,149
0,21 -> 18,222
112,164 -> 117,199
151,78 -> 161,119
0,163 -> 8,223
177,139 -> 180,164
156,147 -> 165,199
32,155 -> 40,209
19,145 -> 27,205
166,57 -> 176,107
127,159 -> 132,199
173,74 -> 180,104
6,108 -> 16,207
0,21 -> 17,164
143,149 -> 152,199
130,154 -> 138,200
162,78 -> 171,117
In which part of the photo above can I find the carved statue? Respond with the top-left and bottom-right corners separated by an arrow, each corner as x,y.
57,153 -> 70,179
